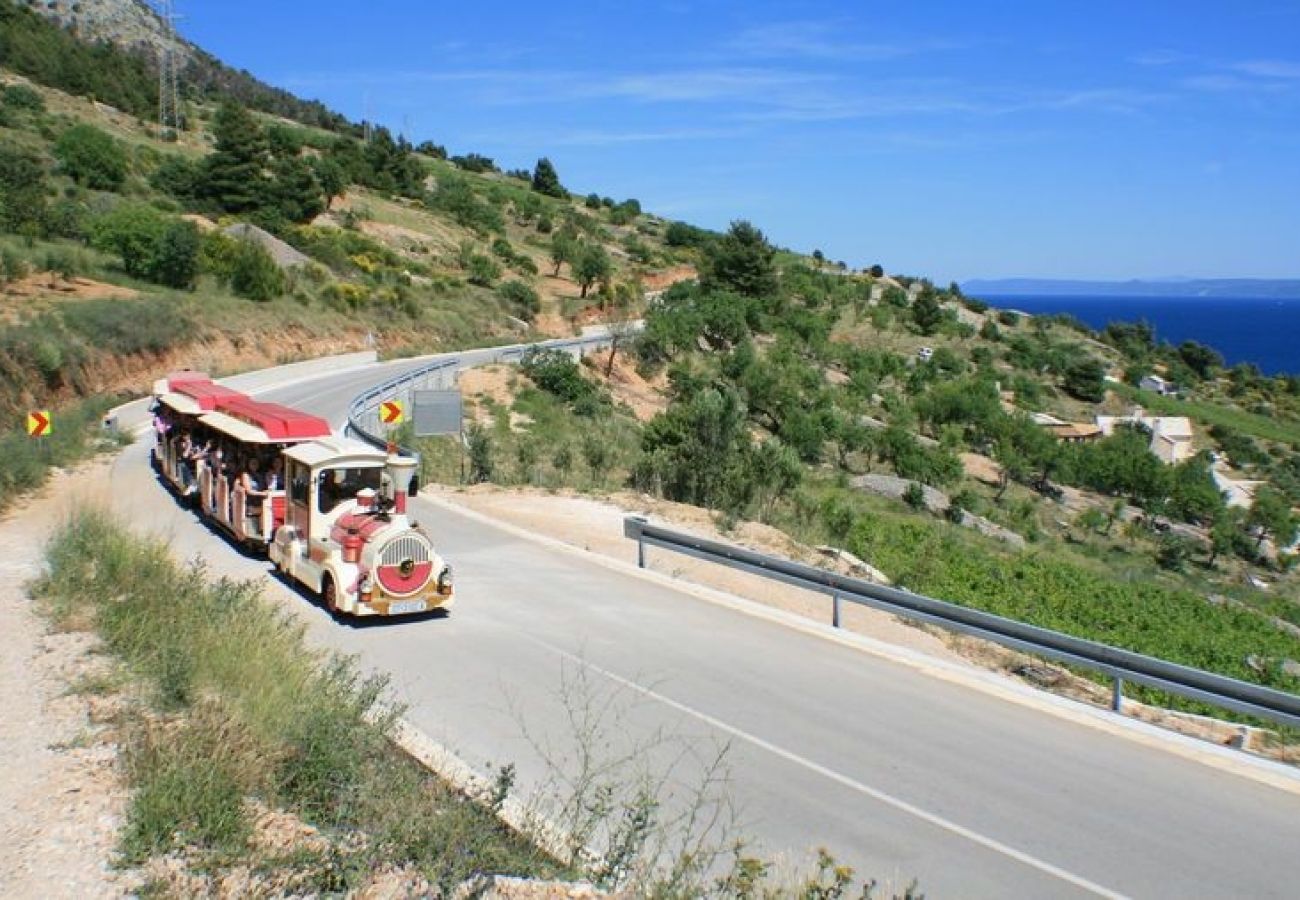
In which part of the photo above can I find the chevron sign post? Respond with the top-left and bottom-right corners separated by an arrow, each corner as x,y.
26,411 -> 51,438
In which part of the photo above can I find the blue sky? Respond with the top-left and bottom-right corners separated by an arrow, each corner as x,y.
181,1 -> 1300,282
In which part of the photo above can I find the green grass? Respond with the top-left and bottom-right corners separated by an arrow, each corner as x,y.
1115,384 -> 1300,446
787,484 -> 1300,722
0,395 -> 130,513
32,509 -> 564,891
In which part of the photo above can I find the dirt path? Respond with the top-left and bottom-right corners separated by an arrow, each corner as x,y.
0,457 -> 126,899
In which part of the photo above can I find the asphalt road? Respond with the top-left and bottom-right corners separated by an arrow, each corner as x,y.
111,354 -> 1300,898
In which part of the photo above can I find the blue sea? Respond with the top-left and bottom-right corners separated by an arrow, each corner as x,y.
979,295 -> 1300,376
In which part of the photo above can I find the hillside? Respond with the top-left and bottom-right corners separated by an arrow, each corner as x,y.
3,0 -> 1300,709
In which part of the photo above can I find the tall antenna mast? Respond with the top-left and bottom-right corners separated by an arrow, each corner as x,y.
155,0 -> 182,138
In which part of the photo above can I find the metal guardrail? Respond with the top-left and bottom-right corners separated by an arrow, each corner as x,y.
346,331 -> 627,458
624,517 -> 1300,730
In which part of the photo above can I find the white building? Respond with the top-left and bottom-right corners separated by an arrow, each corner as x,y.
1095,408 -> 1196,465
1139,374 -> 1178,396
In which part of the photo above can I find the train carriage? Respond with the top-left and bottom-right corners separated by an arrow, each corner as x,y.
151,372 -> 454,618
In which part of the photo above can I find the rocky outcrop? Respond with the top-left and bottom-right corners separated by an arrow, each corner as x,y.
18,0 -> 188,58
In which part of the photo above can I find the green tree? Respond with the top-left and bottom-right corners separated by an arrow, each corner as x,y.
91,206 -> 199,289
550,227 -> 578,276
466,424 -> 495,483
269,156 -> 326,224
1062,357 -> 1107,402
911,289 -> 944,335
581,432 -> 611,486
1248,487 -> 1298,553
0,143 -> 48,236
748,440 -> 803,521
54,124 -> 127,190
701,220 -> 777,299
150,154 -> 200,201
200,102 -> 269,214
635,388 -> 754,511
573,243 -> 612,299
1156,533 -> 1197,572
152,220 -> 201,289
227,238 -> 285,302
1208,507 -> 1250,566
1177,340 -> 1224,380
310,156 -> 348,210
530,157 -> 565,198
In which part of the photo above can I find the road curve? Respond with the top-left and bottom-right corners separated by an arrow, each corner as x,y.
110,353 -> 1300,899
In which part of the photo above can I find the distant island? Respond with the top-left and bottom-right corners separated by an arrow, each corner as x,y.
962,278 -> 1300,300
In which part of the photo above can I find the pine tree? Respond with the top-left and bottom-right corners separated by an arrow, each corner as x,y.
701,220 -> 778,298
200,103 -> 269,214
531,157 -> 564,198
270,156 -> 326,224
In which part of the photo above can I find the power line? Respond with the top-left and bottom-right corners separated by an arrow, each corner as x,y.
154,0 -> 182,138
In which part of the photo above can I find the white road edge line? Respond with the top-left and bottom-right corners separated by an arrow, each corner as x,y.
533,637 -> 1129,899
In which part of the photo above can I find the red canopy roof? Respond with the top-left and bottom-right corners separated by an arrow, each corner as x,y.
215,396 -> 332,441
163,372 -> 331,441
166,373 -> 245,412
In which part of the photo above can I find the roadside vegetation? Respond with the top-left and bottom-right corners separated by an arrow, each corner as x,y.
34,508 -> 566,894
33,509 -> 912,897
419,218 -> 1300,724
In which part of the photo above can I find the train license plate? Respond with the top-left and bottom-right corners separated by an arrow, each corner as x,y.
389,600 -> 427,615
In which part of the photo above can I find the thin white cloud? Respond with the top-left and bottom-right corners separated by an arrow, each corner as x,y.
599,68 -> 830,103
1181,74 -> 1289,93
1231,59 -> 1300,79
549,126 -> 752,146
725,21 -> 950,62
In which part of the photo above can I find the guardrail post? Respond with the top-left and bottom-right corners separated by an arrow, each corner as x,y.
1112,677 -> 1124,713
833,594 -> 842,629
637,538 -> 646,569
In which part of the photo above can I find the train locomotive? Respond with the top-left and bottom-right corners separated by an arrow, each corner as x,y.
151,372 -> 454,617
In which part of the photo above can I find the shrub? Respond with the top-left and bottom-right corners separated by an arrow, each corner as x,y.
467,424 -> 495,482
54,124 -> 128,190
228,238 -> 286,302
903,482 -> 927,510
521,347 -> 599,407
1,84 -> 45,112
466,253 -> 501,287
497,280 -> 540,321
1062,357 -> 1107,403
90,205 -> 200,288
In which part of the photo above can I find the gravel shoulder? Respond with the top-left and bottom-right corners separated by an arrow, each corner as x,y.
0,457 -> 126,899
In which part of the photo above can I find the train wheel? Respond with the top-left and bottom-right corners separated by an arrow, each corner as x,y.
321,575 -> 338,614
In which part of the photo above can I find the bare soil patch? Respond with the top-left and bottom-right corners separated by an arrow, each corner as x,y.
584,352 -> 668,422
2,272 -> 139,303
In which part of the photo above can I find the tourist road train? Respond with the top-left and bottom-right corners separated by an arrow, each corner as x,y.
150,372 -> 454,617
